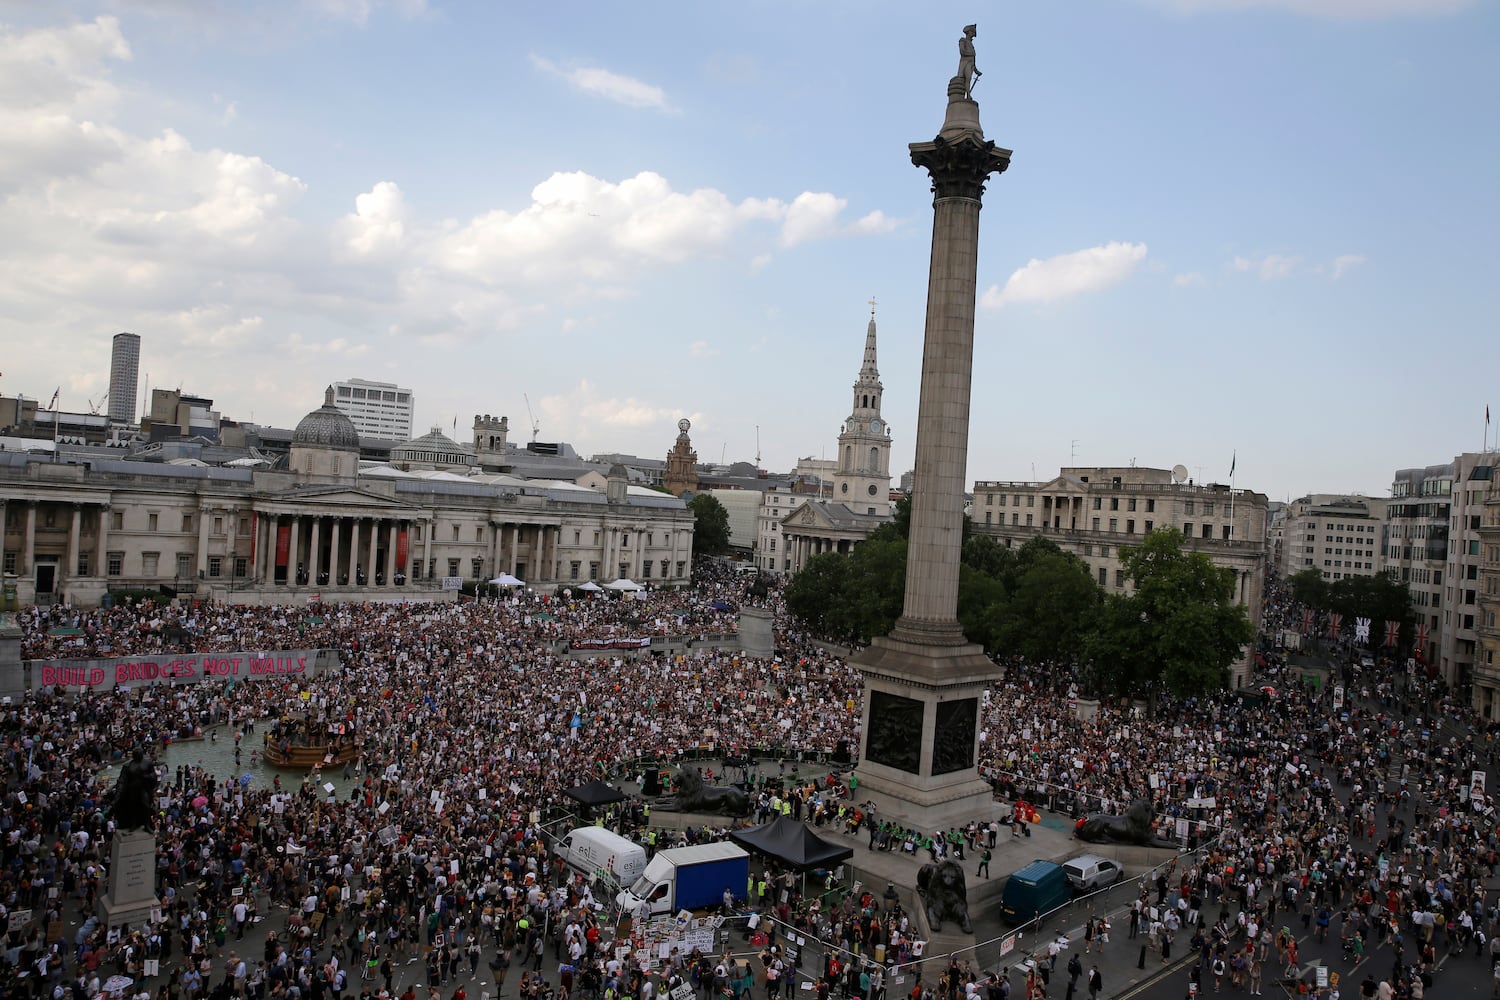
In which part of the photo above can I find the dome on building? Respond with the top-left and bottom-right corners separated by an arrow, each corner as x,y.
389,426 -> 475,470
293,386 -> 361,453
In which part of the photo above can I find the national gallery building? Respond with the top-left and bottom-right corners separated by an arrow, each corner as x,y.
0,389 -> 695,607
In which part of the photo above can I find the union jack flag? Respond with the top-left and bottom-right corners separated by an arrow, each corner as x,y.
1301,609 -> 1314,632
1384,621 -> 1400,647
1417,624 -> 1430,645
1327,613 -> 1343,639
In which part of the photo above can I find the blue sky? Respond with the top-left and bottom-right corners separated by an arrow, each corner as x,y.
1,0 -> 1496,502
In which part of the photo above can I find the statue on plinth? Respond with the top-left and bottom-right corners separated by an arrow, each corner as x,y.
112,749 -> 159,832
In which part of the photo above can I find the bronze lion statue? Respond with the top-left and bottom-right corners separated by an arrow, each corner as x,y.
917,860 -> 972,933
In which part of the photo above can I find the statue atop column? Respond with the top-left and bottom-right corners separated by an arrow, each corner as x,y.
955,24 -> 981,99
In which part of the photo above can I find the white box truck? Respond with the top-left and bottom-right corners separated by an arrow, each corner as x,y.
615,842 -> 750,918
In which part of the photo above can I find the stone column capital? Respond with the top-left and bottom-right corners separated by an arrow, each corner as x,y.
909,133 -> 1011,203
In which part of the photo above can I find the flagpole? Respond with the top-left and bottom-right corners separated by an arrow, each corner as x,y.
1228,450 -> 1236,540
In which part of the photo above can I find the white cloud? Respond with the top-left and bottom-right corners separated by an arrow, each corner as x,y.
530,55 -> 673,111
1231,253 -> 1299,279
1331,253 -> 1366,279
1152,0 -> 1472,19
982,242 -> 1148,308
688,340 -> 719,358
1173,271 -> 1206,287
780,192 -> 846,246
539,383 -> 695,449
339,181 -> 408,257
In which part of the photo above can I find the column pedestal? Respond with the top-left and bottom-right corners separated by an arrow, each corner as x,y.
98,830 -> 160,932
737,607 -> 775,658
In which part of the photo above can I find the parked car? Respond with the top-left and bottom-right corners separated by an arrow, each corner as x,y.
1062,854 -> 1122,893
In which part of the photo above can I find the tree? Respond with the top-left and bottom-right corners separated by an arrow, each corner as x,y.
1286,567 -> 1330,611
687,494 -> 731,556
1082,528 -> 1255,711
1327,573 -> 1414,628
993,547 -> 1102,666
783,552 -> 856,635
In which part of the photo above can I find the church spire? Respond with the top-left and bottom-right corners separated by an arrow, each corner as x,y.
861,297 -> 880,380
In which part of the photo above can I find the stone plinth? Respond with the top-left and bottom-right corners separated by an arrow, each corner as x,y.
0,612 -> 23,701
97,830 -> 160,931
853,633 -> 1002,830
737,607 -> 775,658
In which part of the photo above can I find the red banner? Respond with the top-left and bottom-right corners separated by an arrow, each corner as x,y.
1326,613 -> 1342,639
276,525 -> 291,568
1384,621 -> 1400,647
396,528 -> 408,569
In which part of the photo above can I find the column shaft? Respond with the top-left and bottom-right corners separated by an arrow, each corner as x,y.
23,504 -> 37,576
287,517 -> 302,585
385,522 -> 397,584
309,518 -> 322,585
896,195 -> 984,633
67,506 -> 81,580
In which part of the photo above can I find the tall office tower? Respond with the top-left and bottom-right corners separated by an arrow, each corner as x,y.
108,332 -> 141,425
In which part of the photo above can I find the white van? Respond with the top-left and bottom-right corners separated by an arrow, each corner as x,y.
554,828 -> 648,886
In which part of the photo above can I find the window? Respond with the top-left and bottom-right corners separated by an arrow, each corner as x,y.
1203,502 -> 1214,515
1025,514 -> 1033,526
590,561 -> 599,580
1108,518 -> 1117,532
1082,544 -> 1092,556
148,512 -> 159,532
1144,520 -> 1153,533
208,556 -> 222,578
1201,524 -> 1211,539
1128,498 -> 1137,511
574,531 -> 581,545
448,558 -> 461,577
77,554 -> 90,576
1114,569 -> 1125,587
661,559 -> 669,578
1092,517 -> 1100,531
770,540 -> 777,552
570,561 -> 580,580
176,553 -> 192,578
111,511 -> 124,530
239,517 -> 250,536
1185,501 -> 1194,515
234,558 -> 247,578
1026,495 -> 1035,507
1146,499 -> 1155,513
1098,567 -> 1107,587
1222,525 -> 1232,540
452,525 -> 460,541
985,512 -> 992,525
476,526 -> 485,542
1012,513 -> 1019,525
142,553 -> 159,576
642,562 -> 652,579
1184,523 -> 1193,537
412,562 -> 422,580
1093,498 -> 1102,510
1110,498 -> 1120,511
107,552 -> 123,576
182,514 -> 193,532
214,516 -> 224,535
472,558 -> 483,579
676,560 -> 686,577
1127,519 -> 1135,534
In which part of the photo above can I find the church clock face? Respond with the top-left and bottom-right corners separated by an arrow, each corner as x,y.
868,484 -> 878,496
870,419 -> 882,432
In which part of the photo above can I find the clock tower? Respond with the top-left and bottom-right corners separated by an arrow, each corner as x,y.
833,300 -> 892,513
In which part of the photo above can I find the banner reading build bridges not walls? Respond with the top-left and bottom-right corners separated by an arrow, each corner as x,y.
28,648 -> 341,692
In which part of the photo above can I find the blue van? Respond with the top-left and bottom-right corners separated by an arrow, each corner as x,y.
1000,860 -> 1072,926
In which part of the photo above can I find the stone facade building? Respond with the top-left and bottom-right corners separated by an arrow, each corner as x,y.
0,390 -> 694,607
1277,494 -> 1388,581
972,465 -> 1269,687
1476,468 -> 1500,720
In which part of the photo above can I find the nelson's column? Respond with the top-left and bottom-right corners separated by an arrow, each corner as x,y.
852,25 -> 1011,830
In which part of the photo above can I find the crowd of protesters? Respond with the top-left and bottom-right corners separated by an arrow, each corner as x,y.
4,566 -> 1500,1000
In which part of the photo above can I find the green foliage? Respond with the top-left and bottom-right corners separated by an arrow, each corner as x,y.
783,534 -> 907,641
1326,573 -> 1414,627
1082,527 -> 1255,709
1286,567 -> 1330,610
688,494 -> 732,556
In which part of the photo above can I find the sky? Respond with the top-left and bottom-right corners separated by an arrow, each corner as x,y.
2,0 -> 1497,503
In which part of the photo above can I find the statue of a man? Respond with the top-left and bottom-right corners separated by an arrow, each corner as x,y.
956,24 -> 981,99
112,749 -> 159,832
